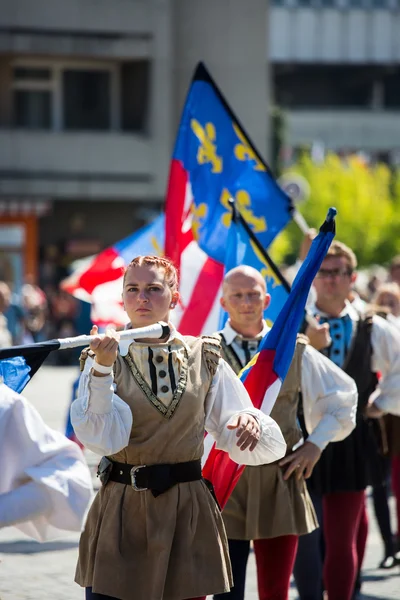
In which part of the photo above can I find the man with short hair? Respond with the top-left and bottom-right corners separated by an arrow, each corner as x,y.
213,265 -> 357,600
294,240 -> 400,600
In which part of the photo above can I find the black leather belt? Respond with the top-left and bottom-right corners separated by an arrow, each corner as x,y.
108,459 -> 202,498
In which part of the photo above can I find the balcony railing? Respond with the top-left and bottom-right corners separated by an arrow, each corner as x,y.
0,130 -> 159,199
286,109 -> 400,150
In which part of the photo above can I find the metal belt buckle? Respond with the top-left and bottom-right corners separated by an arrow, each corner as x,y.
130,465 -> 148,491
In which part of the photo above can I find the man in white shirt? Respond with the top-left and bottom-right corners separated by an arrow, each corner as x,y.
0,380 -> 93,542
294,240 -> 400,600
213,265 -> 357,600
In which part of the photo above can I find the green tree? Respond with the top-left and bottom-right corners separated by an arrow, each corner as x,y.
270,153 -> 400,268
270,106 -> 286,178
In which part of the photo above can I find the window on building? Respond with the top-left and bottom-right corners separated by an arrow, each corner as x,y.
121,61 -> 150,133
11,59 -> 150,132
63,70 -> 111,130
274,65 -> 375,109
14,90 -> 51,129
12,66 -> 53,129
384,68 -> 400,108
270,0 -> 399,6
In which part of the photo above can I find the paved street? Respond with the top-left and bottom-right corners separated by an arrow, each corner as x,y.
0,366 -> 399,599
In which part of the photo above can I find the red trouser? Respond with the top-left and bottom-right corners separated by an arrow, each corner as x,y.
213,534 -> 298,600
323,490 -> 367,600
356,498 -> 369,571
253,536 -> 299,600
392,456 -> 400,537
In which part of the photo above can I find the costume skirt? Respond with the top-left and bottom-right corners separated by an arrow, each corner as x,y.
382,414 -> 400,457
307,417 -> 386,495
75,479 -> 232,600
222,463 -> 318,540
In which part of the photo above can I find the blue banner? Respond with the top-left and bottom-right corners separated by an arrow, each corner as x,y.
172,63 -> 293,264
219,213 -> 290,329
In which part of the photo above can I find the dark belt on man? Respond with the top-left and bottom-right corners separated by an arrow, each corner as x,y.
102,459 -> 202,498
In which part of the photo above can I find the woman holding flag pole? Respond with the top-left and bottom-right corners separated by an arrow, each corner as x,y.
70,254 -> 286,600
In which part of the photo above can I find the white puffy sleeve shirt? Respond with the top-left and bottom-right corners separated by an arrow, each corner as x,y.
0,383 -> 93,542
370,314 -> 400,416
71,352 -> 286,466
301,344 -> 358,451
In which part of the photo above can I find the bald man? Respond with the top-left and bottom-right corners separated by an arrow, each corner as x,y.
213,265 -> 358,600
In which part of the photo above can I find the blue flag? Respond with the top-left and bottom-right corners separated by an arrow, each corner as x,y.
165,62 -> 293,266
262,207 -> 337,378
203,208 -> 337,508
219,207 -> 290,329
0,340 -> 61,393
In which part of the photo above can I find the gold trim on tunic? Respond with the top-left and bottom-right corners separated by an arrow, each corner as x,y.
123,347 -> 189,419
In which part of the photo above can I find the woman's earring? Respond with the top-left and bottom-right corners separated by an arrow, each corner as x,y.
170,302 -> 175,308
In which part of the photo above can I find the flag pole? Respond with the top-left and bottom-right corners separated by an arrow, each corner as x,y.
277,173 -> 311,234
57,321 -> 170,350
292,209 -> 311,235
0,322 -> 170,359
228,199 -> 291,293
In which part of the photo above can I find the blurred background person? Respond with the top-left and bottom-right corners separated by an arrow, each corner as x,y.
388,256 -> 400,288
369,281 -> 400,566
0,281 -> 24,346
21,276 -> 48,344
0,282 -> 12,348
372,282 -> 400,327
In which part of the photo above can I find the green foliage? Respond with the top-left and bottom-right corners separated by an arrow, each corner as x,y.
270,106 -> 286,178
270,153 -> 400,268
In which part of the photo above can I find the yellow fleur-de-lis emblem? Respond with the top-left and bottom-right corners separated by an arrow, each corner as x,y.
191,120 -> 223,173
250,240 -> 282,289
191,202 -> 208,240
220,189 -> 267,234
150,235 -> 163,256
233,123 -> 266,172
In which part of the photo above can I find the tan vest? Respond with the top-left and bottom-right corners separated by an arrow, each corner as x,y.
217,332 -> 307,449
107,335 -> 220,465
75,335 -> 234,599
220,334 -> 318,540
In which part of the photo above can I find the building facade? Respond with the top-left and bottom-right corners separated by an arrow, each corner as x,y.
1,0 -> 399,290
270,0 -> 400,154
0,0 -> 270,288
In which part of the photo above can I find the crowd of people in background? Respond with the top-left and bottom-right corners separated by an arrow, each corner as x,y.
2,251 -> 400,353
1,241 -> 400,599
0,275 -> 89,364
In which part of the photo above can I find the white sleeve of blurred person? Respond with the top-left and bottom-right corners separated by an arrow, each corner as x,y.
0,382 -> 93,542
301,345 -> 358,451
367,315 -> 400,417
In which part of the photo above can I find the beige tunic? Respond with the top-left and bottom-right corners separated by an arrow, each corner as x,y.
220,336 -> 318,540
75,336 -> 232,600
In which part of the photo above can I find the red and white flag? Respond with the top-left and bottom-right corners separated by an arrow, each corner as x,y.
61,214 -> 223,334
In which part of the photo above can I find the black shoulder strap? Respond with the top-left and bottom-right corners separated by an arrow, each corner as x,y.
219,333 -> 244,374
